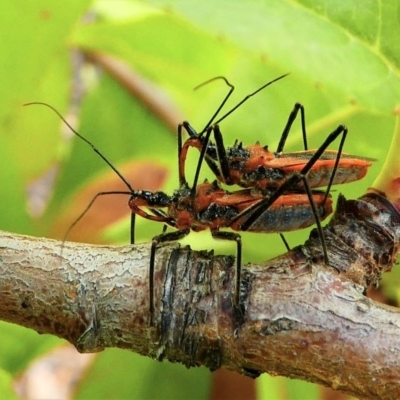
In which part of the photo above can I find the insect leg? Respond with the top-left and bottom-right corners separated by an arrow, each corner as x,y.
212,124 -> 233,184
130,213 -> 135,244
323,126 -> 347,205
211,231 -> 242,307
299,176 -> 329,265
176,76 -> 235,188
178,123 -> 205,187
277,107 -> 348,205
236,124 -> 348,229
276,103 -> 307,153
149,208 -> 174,234
63,190 -> 134,243
279,233 -> 291,251
149,228 -> 190,325
190,125 -> 215,196
191,124 -> 232,193
231,125 -> 348,267
177,122 -> 186,187
179,122 -> 221,188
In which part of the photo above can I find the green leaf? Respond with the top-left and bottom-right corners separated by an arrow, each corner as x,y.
2,1 -> 399,398
0,368 -> 19,400
148,0 -> 400,113
71,12 -> 237,91
64,0 -> 397,265
0,0 -> 92,235
40,73 -> 176,238
0,0 -> 92,180
0,321 -> 64,375
74,348 -> 211,400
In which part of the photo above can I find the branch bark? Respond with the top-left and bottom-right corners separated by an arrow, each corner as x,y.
1,192 -> 400,399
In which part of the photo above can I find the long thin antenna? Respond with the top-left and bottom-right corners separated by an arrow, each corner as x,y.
190,74 -> 289,193
23,102 -> 135,193
210,73 -> 290,129
194,76 -> 234,135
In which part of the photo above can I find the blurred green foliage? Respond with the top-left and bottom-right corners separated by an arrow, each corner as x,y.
1,0 -> 399,398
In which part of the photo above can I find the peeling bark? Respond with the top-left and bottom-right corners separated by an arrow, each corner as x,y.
0,192 -> 400,399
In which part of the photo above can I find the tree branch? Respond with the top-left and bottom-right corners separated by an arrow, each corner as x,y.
1,192 -> 400,398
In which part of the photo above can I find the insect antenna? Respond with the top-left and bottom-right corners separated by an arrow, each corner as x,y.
194,76 -> 234,136
24,102 -> 135,193
63,190 -> 135,243
23,102 -> 137,243
191,73 -> 289,193
210,73 -> 289,129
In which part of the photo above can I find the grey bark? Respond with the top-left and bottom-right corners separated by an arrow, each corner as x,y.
0,193 -> 400,399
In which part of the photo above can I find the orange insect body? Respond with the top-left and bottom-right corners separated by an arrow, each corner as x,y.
180,133 -> 374,191
27,90 -> 351,324
129,181 -> 332,235
236,146 -> 373,189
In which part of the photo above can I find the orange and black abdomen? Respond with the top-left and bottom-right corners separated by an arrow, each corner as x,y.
197,189 -> 333,233
229,192 -> 333,233
219,147 -> 374,190
273,151 -> 374,189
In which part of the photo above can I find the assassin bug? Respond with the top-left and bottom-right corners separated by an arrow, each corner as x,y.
24,99 -> 338,324
177,76 -> 374,196
130,179 -> 333,320
140,120 -> 348,319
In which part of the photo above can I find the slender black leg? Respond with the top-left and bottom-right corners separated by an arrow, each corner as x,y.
191,123 -> 234,193
130,213 -> 135,244
211,231 -> 242,307
191,126 -> 214,195
299,176 -> 329,265
233,124 -> 348,229
64,190 -> 134,242
279,233 -> 290,251
180,121 -> 221,195
177,123 -> 185,187
149,228 -> 190,325
276,105 -> 347,206
276,103 -> 307,153
213,125 -> 233,184
179,75 -> 233,191
182,120 -> 199,138
323,127 -> 347,205
237,173 -> 330,266
230,125 -> 348,269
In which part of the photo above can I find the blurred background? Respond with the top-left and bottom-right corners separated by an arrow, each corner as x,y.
1,0 -> 400,398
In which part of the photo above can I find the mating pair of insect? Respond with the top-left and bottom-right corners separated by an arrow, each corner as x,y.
26,74 -> 374,324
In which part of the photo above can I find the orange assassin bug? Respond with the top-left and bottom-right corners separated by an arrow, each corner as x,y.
177,76 -> 374,196
24,90 -> 360,324
131,120 -> 345,319
130,181 -> 333,320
